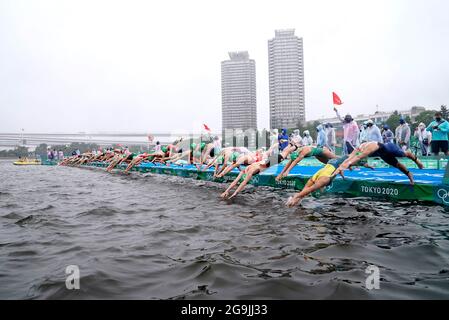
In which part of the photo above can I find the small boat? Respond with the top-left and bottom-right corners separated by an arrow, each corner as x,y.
13,159 -> 41,165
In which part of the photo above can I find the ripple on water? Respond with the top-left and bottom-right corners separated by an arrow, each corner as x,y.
1,160 -> 449,299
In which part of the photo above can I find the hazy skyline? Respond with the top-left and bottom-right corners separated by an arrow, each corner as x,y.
1,0 -> 448,133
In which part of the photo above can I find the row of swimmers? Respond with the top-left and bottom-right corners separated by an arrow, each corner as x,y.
59,138 -> 424,207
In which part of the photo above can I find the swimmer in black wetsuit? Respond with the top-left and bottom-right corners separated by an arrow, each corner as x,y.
331,141 -> 424,184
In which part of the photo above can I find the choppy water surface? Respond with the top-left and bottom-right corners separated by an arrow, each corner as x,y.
1,159 -> 449,299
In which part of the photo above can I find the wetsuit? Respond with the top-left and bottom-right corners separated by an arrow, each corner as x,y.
290,147 -> 325,161
311,155 -> 349,182
371,142 -> 405,167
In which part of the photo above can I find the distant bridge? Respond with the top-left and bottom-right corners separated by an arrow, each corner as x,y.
0,132 -> 220,149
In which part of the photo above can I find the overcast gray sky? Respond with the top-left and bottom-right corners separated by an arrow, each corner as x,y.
1,0 -> 448,133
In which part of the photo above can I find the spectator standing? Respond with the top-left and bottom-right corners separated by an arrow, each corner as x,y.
47,148 -> 54,161
290,129 -> 302,147
325,123 -> 336,153
334,108 -> 359,154
365,120 -> 383,143
213,136 -> 222,155
302,131 -> 313,146
316,125 -> 327,148
382,125 -> 394,144
58,150 -> 64,160
359,122 -> 369,144
278,129 -> 289,151
154,141 -> 161,152
395,118 -> 411,151
415,123 -> 432,156
426,112 -> 449,156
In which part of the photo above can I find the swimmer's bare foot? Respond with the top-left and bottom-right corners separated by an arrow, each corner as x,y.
407,172 -> 415,185
408,152 -> 424,169
417,160 -> 424,169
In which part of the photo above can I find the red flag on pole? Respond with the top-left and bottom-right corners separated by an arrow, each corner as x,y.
203,124 -> 211,132
332,92 -> 343,106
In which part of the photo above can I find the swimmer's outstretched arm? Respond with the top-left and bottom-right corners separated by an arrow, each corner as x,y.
280,148 -> 309,179
331,149 -> 372,178
339,161 -> 376,179
276,159 -> 293,181
203,155 -> 219,171
217,162 -> 237,177
200,144 -> 213,164
217,156 -> 246,178
221,171 -> 245,199
214,162 -> 226,176
214,153 -> 232,176
331,157 -> 357,178
228,171 -> 254,200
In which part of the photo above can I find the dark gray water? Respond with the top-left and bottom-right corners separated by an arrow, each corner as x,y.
1,159 -> 449,299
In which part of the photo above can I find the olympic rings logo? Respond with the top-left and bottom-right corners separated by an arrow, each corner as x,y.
437,189 -> 449,204
252,176 -> 259,184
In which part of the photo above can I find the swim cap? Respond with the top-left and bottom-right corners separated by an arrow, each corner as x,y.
230,152 -> 239,162
190,143 -> 197,150
290,152 -> 299,161
161,146 -> 168,153
200,142 -> 206,151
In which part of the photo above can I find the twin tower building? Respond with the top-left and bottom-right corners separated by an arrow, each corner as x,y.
221,29 -> 305,133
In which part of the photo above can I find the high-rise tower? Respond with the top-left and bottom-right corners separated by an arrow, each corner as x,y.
268,29 -> 305,129
221,51 -> 257,132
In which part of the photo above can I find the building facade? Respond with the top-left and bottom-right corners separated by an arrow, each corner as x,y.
221,51 -> 257,132
268,29 -> 305,129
